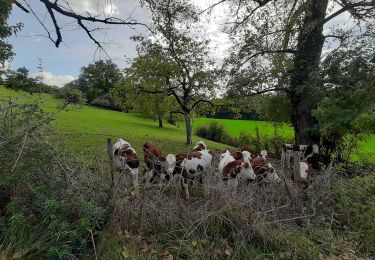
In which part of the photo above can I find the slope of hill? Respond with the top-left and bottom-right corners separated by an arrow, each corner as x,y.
1,85 -> 374,161
0,86 -> 228,157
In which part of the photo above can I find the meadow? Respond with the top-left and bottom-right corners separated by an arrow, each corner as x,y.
194,116 -> 375,162
1,85 -> 374,161
0,86 -> 228,157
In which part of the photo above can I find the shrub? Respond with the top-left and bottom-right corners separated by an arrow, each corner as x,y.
195,121 -> 235,145
91,94 -> 119,110
196,121 -> 292,155
334,174 -> 375,254
0,99 -> 112,258
55,87 -> 85,108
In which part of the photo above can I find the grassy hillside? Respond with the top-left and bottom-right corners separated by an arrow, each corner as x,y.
1,85 -> 374,161
0,86 -> 228,157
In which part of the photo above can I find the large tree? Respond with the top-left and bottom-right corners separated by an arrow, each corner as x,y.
132,1 -> 217,144
210,0 -> 375,145
70,60 -> 122,102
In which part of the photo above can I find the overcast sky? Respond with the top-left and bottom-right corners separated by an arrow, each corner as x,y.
7,0 -> 356,87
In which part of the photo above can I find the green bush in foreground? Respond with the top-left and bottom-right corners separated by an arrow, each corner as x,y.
0,100 -> 112,259
335,173 -> 375,254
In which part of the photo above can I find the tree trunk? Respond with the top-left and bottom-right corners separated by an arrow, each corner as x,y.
158,115 -> 163,128
289,0 -> 328,145
184,112 -> 192,145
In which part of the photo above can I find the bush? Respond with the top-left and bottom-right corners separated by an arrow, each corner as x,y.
195,122 -> 236,146
196,122 -> 292,156
91,94 -> 119,110
334,174 -> 375,254
0,99 -> 112,258
55,87 -> 85,108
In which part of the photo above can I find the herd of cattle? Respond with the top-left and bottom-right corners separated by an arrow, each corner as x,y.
112,139 -> 320,198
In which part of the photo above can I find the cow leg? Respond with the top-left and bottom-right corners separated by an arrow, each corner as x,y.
144,170 -> 154,186
181,176 -> 190,199
130,169 -> 139,189
158,172 -> 169,188
286,152 -> 292,169
281,149 -> 286,167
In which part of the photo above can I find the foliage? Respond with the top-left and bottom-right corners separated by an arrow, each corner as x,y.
221,0 -> 375,145
55,87 -> 85,108
0,0 -> 23,69
5,67 -> 57,94
196,121 -> 233,144
69,60 -> 122,103
131,0 -> 217,143
197,95 -> 291,122
111,80 -> 177,127
196,121 -> 291,155
314,49 -> 375,162
0,100 -> 112,258
334,174 -> 375,254
91,93 -> 119,110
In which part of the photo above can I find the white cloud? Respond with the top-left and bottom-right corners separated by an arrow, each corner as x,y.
31,71 -> 74,87
65,0 -> 120,16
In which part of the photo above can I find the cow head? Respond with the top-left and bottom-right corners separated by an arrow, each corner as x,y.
260,150 -> 268,160
113,143 -> 140,188
241,150 -> 251,160
239,157 -> 256,180
220,150 -> 231,161
193,140 -> 207,151
265,163 -> 281,182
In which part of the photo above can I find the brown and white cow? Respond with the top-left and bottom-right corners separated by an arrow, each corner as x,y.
241,146 -> 260,159
143,141 -> 167,186
113,138 -> 140,188
218,150 -> 256,191
165,149 -> 213,198
281,144 -> 319,169
192,140 -> 207,151
251,157 -> 280,183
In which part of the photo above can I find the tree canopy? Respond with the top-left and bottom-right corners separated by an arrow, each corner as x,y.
67,60 -> 122,103
0,0 -> 22,68
217,0 -> 375,144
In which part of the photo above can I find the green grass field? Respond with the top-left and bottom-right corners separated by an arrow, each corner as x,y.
0,86 -> 229,157
193,117 -> 294,138
1,85 -> 374,161
194,116 -> 375,162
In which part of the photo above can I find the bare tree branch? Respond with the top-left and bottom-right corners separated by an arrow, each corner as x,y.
14,1 -> 29,13
42,1 -> 62,47
323,1 -> 375,24
169,110 -> 185,115
15,0 -> 149,50
192,99 -> 213,109
238,49 -> 296,68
